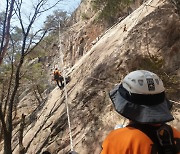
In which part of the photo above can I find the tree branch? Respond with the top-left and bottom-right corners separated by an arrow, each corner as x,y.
3,40 -> 15,116
14,0 -> 25,35
38,0 -> 62,14
24,29 -> 47,56
25,29 -> 45,53
0,0 -> 15,65
0,0 -> 9,54
0,103 -> 7,133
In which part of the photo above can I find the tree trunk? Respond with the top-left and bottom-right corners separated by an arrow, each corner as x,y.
19,114 -> 25,154
5,55 -> 24,154
33,88 -> 41,104
36,85 -> 44,102
0,0 -> 15,65
0,123 -> 3,142
4,130 -> 12,154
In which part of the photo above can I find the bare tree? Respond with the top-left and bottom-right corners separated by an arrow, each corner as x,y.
0,0 -> 15,65
0,0 -> 61,153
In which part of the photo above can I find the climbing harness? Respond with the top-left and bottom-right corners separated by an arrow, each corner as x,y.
58,22 -> 74,152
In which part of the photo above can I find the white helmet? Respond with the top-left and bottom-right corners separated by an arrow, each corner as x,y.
122,70 -> 165,94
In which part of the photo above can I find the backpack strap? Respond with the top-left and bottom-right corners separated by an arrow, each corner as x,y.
156,124 -> 177,154
127,123 -> 177,154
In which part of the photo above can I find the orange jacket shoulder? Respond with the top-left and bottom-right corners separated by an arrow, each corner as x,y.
101,127 -> 152,154
54,70 -> 61,76
172,127 -> 180,138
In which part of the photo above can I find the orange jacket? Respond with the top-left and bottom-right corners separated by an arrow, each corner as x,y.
53,70 -> 61,80
101,126 -> 180,154
54,70 -> 61,76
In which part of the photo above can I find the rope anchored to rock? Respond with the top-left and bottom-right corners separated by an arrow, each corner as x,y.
58,22 -> 76,153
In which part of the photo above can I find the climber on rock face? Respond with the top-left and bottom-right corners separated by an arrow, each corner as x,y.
53,68 -> 64,88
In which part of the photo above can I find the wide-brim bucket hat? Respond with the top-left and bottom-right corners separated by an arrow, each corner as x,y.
109,83 -> 174,124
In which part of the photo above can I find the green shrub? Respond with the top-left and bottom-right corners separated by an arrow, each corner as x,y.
92,0 -> 132,25
81,13 -> 89,20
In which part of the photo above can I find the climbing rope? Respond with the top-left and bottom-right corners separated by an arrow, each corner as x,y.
58,22 -> 74,152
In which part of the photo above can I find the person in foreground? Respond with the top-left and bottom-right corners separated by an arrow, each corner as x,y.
101,70 -> 180,154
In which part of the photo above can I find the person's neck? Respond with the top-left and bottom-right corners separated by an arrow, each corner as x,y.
129,121 -> 163,127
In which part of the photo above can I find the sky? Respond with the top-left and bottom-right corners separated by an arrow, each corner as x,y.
33,0 -> 81,29
0,0 -> 81,30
